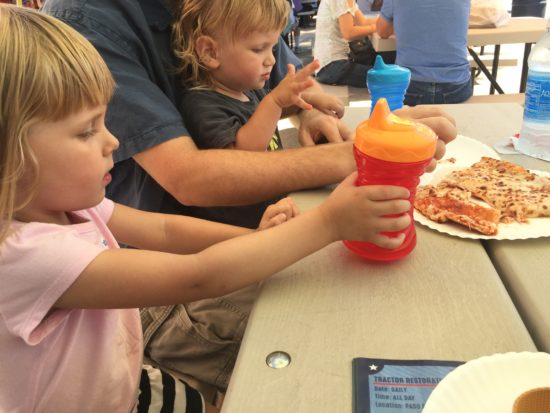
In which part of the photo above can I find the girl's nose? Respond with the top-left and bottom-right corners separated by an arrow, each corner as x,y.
104,129 -> 119,155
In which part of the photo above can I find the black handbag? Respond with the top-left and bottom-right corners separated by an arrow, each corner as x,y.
348,38 -> 377,66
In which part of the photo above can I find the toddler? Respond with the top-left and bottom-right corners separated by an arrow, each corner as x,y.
173,0 -> 343,228
174,0 -> 340,152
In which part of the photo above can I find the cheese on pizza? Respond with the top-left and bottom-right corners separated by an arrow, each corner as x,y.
443,157 -> 550,223
415,184 -> 500,235
415,157 -> 550,235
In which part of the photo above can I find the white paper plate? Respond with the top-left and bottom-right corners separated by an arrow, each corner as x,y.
414,135 -> 550,240
419,134 -> 501,187
423,352 -> 550,413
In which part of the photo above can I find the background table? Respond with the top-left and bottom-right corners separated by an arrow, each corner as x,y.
370,17 -> 547,94
221,103 -> 543,413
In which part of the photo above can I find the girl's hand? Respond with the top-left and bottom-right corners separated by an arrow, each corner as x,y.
269,60 -> 320,110
319,173 -> 411,249
257,197 -> 300,230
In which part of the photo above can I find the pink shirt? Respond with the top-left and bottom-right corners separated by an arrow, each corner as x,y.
0,199 -> 142,412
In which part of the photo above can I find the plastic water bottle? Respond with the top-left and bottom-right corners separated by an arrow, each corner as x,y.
367,55 -> 411,115
343,98 -> 437,262
517,19 -> 550,161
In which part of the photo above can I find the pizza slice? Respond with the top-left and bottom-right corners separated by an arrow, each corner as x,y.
415,183 -> 501,235
444,157 -> 550,223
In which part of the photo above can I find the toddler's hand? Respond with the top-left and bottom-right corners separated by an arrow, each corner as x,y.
269,60 -> 320,110
257,197 -> 300,230
319,173 -> 411,249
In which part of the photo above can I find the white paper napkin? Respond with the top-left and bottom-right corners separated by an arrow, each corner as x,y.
493,134 -> 521,155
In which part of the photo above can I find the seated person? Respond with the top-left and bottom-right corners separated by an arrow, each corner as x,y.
175,0 -> 341,228
376,0 -> 472,105
314,0 -> 395,88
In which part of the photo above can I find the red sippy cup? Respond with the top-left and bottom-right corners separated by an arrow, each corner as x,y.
343,98 -> 437,261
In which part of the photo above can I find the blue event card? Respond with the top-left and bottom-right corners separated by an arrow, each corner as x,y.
352,357 -> 464,413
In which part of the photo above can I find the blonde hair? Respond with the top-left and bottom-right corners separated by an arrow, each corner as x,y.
173,0 -> 289,89
0,5 -> 115,242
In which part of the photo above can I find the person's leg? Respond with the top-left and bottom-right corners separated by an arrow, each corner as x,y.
439,77 -> 473,104
138,365 -> 214,413
316,60 -> 370,88
404,80 -> 437,106
141,284 -> 259,402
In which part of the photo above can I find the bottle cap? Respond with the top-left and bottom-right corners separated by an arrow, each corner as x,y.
355,98 -> 437,162
367,55 -> 411,86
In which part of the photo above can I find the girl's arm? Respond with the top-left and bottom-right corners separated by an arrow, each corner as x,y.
354,6 -> 374,26
339,10 -> 378,41
108,203 -> 251,254
54,174 -> 411,310
233,61 -> 319,151
108,197 -> 298,254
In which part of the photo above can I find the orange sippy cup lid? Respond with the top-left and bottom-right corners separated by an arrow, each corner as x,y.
354,98 -> 437,162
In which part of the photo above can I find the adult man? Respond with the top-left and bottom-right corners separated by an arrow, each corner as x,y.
42,0 -> 457,402
376,0 -> 472,105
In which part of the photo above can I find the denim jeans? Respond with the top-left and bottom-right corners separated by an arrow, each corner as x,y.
316,59 -> 371,88
404,77 -> 472,106
316,52 -> 396,88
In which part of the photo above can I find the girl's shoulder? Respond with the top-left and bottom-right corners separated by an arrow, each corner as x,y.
2,199 -> 114,262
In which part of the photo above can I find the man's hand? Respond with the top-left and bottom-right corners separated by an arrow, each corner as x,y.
295,107 -> 354,146
301,91 -> 345,119
393,105 -> 457,172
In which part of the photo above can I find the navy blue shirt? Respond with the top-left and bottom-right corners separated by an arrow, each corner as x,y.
42,0 -> 303,225
179,89 -> 285,228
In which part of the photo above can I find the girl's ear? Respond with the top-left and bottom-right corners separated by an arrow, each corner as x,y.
196,35 -> 220,69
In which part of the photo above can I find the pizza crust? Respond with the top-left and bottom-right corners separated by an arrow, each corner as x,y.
415,157 -> 550,235
415,185 -> 500,236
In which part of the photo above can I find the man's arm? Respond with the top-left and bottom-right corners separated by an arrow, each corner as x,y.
136,103 -> 459,207
134,137 -> 356,206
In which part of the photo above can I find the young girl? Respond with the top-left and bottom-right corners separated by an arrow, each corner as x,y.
314,0 -> 395,87
0,5 -> 411,412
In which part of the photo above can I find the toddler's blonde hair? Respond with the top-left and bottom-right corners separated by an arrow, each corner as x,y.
0,5 -> 115,242
173,0 -> 289,89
